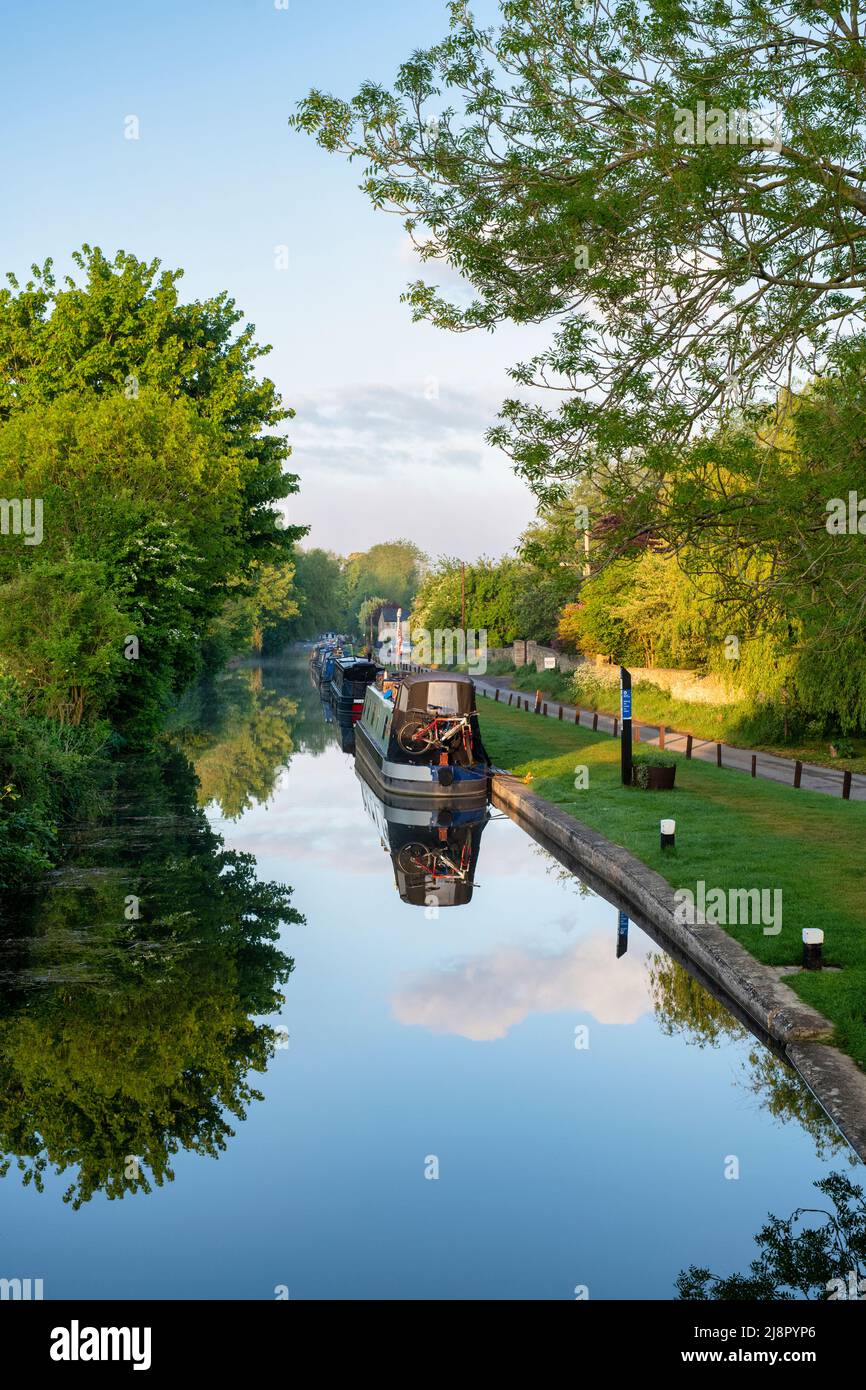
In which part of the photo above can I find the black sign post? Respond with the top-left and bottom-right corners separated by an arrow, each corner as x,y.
620,666 -> 632,786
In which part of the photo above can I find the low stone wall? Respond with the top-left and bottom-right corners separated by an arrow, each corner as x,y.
581,657 -> 743,705
490,769 -> 866,1162
512,640 -> 580,673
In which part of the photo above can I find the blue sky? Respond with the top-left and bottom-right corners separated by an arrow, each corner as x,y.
1,0 -> 546,560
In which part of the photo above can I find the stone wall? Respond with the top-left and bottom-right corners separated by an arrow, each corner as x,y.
579,655 -> 743,705
496,641 -> 741,700
511,640 -> 580,673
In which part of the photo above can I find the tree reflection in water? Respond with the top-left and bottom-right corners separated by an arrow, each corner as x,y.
647,953 -> 853,1163
0,669 -> 304,1209
647,955 -> 865,1299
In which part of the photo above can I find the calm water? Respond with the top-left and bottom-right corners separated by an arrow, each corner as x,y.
0,656 -> 858,1300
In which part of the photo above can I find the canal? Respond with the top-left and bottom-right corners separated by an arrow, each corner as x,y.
0,655 -> 859,1300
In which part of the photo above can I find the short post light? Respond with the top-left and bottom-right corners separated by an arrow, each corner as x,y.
802,928 -> 823,971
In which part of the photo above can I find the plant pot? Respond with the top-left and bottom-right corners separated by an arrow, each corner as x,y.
632,765 -> 676,790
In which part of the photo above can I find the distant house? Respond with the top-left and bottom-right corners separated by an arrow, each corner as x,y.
376,604 -> 412,664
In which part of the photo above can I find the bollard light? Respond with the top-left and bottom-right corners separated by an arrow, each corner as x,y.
660,818 -> 676,850
802,928 -> 824,971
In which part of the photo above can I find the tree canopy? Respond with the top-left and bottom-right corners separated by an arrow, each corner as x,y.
293,1 -> 866,526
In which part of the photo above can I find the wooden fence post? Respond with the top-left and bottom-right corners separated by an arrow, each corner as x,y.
575,709 -> 580,725
592,712 -> 599,731
543,702 -> 548,717
751,754 -> 757,777
794,760 -> 803,789
558,705 -> 563,720
634,723 -> 640,742
843,770 -> 852,800
494,688 -> 500,702
658,725 -> 665,750
613,716 -> 618,738
686,735 -> 693,759
716,743 -> 722,768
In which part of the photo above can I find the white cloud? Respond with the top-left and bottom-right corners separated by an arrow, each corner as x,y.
391,933 -> 652,1041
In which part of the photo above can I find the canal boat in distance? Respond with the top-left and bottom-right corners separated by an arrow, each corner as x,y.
330,656 -> 382,722
354,671 -> 490,803
356,766 -> 489,907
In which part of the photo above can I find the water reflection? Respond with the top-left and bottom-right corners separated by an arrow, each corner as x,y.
1,653 -> 860,1301
649,954 -> 853,1162
677,1169 -> 866,1299
0,694 -> 300,1208
356,771 -> 489,909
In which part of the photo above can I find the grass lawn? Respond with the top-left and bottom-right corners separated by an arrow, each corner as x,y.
478,696 -> 866,1070
505,667 -> 866,773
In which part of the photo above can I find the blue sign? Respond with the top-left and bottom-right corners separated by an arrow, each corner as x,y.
621,687 -> 632,719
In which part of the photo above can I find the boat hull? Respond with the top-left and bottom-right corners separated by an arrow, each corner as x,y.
354,721 -> 489,804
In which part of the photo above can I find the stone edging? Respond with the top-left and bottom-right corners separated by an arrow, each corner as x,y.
491,770 -> 866,1162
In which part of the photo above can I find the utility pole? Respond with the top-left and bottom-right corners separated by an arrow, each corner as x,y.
461,561 -> 466,631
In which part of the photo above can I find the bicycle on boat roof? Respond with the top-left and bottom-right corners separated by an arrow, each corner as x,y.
396,705 -> 473,759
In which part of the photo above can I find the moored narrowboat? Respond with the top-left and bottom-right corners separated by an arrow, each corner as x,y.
330,656 -> 382,721
354,671 -> 490,802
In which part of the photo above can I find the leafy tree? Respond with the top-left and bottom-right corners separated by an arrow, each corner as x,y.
0,249 -> 306,733
343,539 -> 426,618
263,548 -> 347,649
557,560 -> 641,663
357,595 -> 390,647
0,560 -> 127,725
0,246 -> 303,563
293,1 -> 866,543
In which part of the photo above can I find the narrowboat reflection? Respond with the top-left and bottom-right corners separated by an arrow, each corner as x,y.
356,767 -> 489,908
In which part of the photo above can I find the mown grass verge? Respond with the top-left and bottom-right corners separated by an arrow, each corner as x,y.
477,696 -> 866,1070
504,666 -> 866,773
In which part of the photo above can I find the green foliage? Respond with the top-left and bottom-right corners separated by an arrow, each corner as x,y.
0,246 -> 301,559
263,548 -> 347,648
343,539 -> 426,621
557,561 -> 642,664
0,559 -> 128,725
0,742 -> 300,1208
0,676 -> 109,888
294,4 -> 866,526
631,749 -> 678,781
412,552 -> 567,646
0,247 -> 304,738
294,9 -> 866,732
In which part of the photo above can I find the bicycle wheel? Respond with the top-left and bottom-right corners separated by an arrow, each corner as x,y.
396,843 -> 435,875
398,718 -> 435,754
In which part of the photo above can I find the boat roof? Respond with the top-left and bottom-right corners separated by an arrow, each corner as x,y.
396,671 -> 477,712
399,671 -> 475,685
335,656 -> 380,675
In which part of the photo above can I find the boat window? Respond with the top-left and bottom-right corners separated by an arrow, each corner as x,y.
397,685 -> 409,711
423,681 -> 462,714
